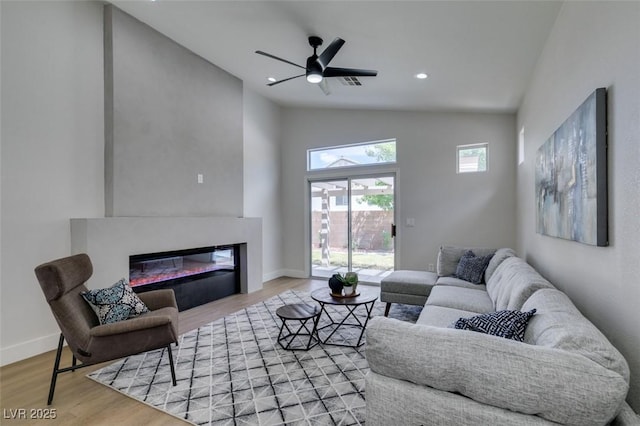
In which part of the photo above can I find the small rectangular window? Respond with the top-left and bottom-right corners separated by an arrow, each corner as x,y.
457,143 -> 488,173
308,139 -> 396,171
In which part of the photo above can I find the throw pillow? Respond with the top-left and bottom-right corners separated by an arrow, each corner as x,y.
454,250 -> 494,284
81,278 -> 149,325
453,309 -> 537,342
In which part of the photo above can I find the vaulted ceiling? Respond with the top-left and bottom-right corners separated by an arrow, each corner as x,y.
110,1 -> 562,112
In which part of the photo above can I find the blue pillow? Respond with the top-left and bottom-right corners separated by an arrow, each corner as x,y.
453,309 -> 537,342
454,250 -> 493,284
81,279 -> 149,325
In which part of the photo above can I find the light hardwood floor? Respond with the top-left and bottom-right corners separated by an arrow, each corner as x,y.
0,277 -> 335,425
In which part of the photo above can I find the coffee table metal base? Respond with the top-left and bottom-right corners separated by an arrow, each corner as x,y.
311,288 -> 378,348
276,303 -> 321,351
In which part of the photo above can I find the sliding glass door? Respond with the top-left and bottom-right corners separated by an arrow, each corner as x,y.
310,174 -> 395,284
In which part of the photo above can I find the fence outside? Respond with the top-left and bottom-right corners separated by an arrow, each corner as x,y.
311,210 -> 394,252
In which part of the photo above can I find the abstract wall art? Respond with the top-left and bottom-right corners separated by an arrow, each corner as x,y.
535,88 -> 608,246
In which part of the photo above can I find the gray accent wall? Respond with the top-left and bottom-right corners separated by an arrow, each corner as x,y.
517,2 -> 640,411
104,6 -> 243,217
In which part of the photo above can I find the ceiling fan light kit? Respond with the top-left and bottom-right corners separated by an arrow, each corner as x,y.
306,73 -> 323,84
256,35 -> 377,93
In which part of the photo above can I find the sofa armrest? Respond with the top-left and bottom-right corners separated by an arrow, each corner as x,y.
365,316 -> 629,426
138,289 -> 178,311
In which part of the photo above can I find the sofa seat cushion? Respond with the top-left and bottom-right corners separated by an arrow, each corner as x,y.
486,257 -> 554,311
522,288 -> 630,381
366,317 -> 630,426
435,276 -> 487,291
425,286 -> 494,313
417,305 -> 477,327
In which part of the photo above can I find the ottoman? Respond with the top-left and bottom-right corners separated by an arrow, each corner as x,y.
380,270 -> 437,316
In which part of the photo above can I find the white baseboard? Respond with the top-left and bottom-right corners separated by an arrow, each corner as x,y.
279,269 -> 307,279
263,269 -> 308,281
263,269 -> 286,282
0,332 -> 62,367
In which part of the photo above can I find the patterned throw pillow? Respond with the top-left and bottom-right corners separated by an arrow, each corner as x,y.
81,279 -> 149,325
454,250 -> 494,284
453,309 -> 537,342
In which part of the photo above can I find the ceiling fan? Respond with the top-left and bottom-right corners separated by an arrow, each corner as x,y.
255,36 -> 378,94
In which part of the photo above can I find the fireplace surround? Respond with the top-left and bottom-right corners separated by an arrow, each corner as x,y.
70,217 -> 263,300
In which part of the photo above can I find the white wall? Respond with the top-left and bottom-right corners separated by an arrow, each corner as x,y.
517,2 -> 640,410
0,1 -> 105,364
243,88 -> 283,281
281,108 -> 517,277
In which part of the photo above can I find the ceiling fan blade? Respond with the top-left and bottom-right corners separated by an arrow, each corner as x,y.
324,67 -> 378,78
318,78 -> 331,96
267,74 -> 305,86
316,38 -> 345,68
255,51 -> 306,70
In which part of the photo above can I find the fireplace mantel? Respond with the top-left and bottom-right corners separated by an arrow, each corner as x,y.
70,217 -> 262,294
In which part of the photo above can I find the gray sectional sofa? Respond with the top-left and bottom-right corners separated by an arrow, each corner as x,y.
366,246 -> 633,426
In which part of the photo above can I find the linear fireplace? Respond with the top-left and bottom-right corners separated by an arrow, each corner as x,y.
130,245 -> 240,311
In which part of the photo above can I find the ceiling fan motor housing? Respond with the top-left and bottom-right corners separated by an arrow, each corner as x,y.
308,36 -> 323,49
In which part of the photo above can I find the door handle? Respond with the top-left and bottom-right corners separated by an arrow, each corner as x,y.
391,224 -> 396,238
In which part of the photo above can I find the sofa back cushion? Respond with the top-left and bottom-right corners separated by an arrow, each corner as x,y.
486,257 -> 554,311
436,245 -> 495,277
522,288 -> 630,380
484,247 -> 516,283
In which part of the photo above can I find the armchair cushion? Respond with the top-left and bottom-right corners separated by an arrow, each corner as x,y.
81,279 -> 149,325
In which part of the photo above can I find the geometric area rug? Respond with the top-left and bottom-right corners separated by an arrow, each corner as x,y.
87,289 -> 421,425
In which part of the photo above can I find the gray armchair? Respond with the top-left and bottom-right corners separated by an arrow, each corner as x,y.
34,253 -> 179,404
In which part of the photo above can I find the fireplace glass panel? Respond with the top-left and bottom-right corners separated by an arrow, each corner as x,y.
129,246 -> 235,288
129,245 -> 240,311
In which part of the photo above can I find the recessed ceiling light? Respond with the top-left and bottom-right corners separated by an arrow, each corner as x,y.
415,73 -> 428,80
267,77 -> 277,83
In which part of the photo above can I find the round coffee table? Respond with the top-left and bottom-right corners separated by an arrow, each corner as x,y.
275,303 -> 321,351
311,286 -> 378,347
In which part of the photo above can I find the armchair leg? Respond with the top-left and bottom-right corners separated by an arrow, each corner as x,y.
166,344 -> 177,386
384,303 -> 391,317
46,334 -> 92,405
47,334 -> 65,405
